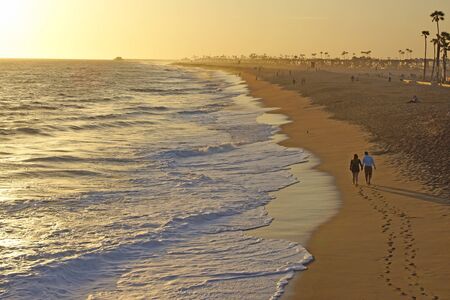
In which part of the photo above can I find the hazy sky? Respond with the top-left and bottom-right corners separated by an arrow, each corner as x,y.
0,0 -> 449,60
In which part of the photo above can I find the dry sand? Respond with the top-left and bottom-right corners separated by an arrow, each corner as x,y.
178,62 -> 450,299
238,72 -> 450,299
255,66 -> 450,197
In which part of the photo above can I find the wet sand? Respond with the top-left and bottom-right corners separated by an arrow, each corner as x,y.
239,72 -> 450,299
182,61 -> 450,197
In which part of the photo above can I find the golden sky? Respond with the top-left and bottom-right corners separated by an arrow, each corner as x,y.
0,0 -> 449,60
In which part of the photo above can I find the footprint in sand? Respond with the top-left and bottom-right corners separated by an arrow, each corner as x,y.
360,189 -> 438,298
364,190 -> 436,299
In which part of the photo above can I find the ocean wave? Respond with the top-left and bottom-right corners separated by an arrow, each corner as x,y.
126,105 -> 169,112
0,61 -> 311,300
66,106 -> 171,121
15,169 -> 102,178
177,109 -> 209,115
129,87 -> 215,95
0,207 -> 310,300
0,127 -> 50,136
159,143 -> 236,159
77,97 -> 114,103
23,155 -> 86,163
67,120 -> 156,131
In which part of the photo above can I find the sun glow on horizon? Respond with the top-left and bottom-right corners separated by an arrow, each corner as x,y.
0,1 -> 29,29
0,0 -> 43,58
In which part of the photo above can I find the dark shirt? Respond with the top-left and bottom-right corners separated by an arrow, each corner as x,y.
350,158 -> 362,172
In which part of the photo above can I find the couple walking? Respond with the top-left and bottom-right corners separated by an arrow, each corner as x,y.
349,151 -> 376,186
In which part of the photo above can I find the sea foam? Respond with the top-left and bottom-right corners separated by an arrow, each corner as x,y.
0,61 -> 310,299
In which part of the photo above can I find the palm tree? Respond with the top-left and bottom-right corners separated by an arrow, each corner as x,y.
441,32 -> 450,82
361,50 -> 371,58
398,49 -> 403,60
405,48 -> 413,60
430,38 -> 438,79
422,30 -> 430,80
341,51 -> 348,59
430,10 -> 445,81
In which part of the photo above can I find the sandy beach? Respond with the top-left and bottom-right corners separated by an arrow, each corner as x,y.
3,2 -> 450,298
241,71 -> 450,299
181,62 -> 450,299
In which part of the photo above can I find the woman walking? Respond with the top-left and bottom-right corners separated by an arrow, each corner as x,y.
349,154 -> 363,186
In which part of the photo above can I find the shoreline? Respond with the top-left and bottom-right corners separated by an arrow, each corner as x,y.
236,71 -> 450,299
179,62 -> 450,198
252,102 -> 340,246
176,63 -> 450,299
247,155 -> 340,299
248,154 -> 340,246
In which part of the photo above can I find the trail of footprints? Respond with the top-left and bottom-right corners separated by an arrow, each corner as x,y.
358,187 -> 440,300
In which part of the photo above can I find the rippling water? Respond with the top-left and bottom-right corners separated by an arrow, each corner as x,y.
0,60 -> 310,299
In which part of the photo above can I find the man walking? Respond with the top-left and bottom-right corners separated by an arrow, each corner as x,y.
362,151 -> 376,185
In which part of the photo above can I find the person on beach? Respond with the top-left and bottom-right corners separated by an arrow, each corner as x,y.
362,151 -> 376,185
349,154 -> 363,186
407,95 -> 419,103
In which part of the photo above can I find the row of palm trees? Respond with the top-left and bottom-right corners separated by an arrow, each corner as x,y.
422,11 -> 449,82
313,51 -> 372,60
397,49 -> 414,60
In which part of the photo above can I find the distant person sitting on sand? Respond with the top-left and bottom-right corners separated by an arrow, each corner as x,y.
362,151 -> 376,185
351,75 -> 355,82
349,154 -> 363,186
407,95 -> 419,103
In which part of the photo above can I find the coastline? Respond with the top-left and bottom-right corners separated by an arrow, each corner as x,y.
238,71 -> 450,299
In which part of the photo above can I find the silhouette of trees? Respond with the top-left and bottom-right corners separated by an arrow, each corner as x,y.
405,48 -> 413,60
431,10 -> 445,81
341,51 -> 349,60
185,9 -> 448,82
421,31 -> 430,80
360,51 -> 372,58
441,32 -> 450,82
430,38 -> 438,79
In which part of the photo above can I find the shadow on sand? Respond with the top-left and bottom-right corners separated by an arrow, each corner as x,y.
369,185 -> 449,205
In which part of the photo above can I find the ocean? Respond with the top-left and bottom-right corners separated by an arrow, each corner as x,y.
0,60 -> 311,299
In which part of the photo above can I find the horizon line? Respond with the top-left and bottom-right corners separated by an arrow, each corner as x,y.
0,56 -> 179,61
